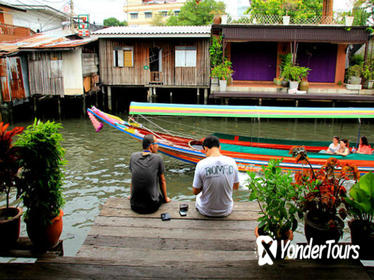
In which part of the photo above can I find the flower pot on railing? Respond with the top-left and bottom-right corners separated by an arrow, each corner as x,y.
219,79 -> 227,92
283,16 -> 290,25
289,81 -> 299,90
345,16 -> 354,26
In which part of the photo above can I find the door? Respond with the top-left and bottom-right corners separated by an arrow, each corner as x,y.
297,43 -> 337,83
149,47 -> 162,82
231,42 -> 277,81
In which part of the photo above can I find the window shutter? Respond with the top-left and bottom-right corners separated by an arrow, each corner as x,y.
117,49 -> 124,67
124,49 -> 133,67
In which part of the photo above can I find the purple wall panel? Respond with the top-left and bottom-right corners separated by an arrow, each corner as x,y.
297,43 -> 337,83
231,42 -> 277,81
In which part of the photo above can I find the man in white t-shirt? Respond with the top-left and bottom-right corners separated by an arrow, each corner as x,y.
192,135 -> 239,217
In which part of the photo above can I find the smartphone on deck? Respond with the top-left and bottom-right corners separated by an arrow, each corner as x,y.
161,213 -> 171,221
179,203 -> 189,217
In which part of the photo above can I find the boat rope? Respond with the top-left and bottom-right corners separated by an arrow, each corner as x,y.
128,116 -> 169,141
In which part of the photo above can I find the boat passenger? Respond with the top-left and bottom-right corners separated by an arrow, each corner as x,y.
327,136 -> 340,154
192,135 -> 239,217
129,134 -> 171,214
335,139 -> 350,156
357,136 -> 373,155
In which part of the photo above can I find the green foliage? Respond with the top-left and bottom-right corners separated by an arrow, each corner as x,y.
210,59 -> 233,80
0,123 -> 24,209
246,0 -> 323,20
281,64 -> 310,82
352,7 -> 370,26
151,12 -> 166,26
103,17 -> 127,27
345,172 -> 374,223
15,120 -> 65,228
279,53 -> 293,77
246,159 -> 306,240
350,54 -> 364,66
166,0 -> 225,26
209,36 -> 223,68
347,64 -> 363,78
362,63 -> 374,80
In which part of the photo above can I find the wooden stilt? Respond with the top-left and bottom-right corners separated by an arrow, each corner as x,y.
147,88 -> 152,103
57,96 -> 62,120
8,102 -> 13,124
295,100 -> 299,107
33,96 -> 37,118
204,88 -> 208,105
259,98 -> 262,106
107,86 -> 112,112
153,87 -> 157,103
169,91 -> 173,103
95,92 -> 99,108
196,88 -> 200,104
82,94 -> 86,117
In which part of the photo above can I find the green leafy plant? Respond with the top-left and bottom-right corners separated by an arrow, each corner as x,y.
345,172 -> 374,225
15,120 -> 65,228
347,64 -> 363,78
0,122 -> 24,209
281,64 -> 310,82
209,36 -> 223,68
211,59 -> 233,80
362,63 -> 374,80
247,159 -> 306,240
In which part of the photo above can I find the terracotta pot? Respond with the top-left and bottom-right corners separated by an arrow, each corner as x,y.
304,211 -> 344,245
349,219 -> 374,259
213,15 -> 221,24
0,207 -> 23,248
27,209 -> 63,250
299,80 -> 309,91
255,226 -> 293,259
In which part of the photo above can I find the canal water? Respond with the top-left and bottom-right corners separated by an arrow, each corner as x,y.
2,115 -> 373,256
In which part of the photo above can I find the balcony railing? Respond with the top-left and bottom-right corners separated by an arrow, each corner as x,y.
226,14 -> 357,26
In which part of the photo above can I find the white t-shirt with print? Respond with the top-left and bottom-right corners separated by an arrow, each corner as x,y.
328,143 -> 340,153
192,155 -> 239,217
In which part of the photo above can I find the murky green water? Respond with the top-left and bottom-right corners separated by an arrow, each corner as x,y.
2,115 -> 373,256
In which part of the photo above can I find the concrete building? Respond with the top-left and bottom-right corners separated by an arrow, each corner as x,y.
124,0 -> 186,26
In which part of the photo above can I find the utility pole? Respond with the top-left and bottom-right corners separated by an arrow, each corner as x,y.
70,0 -> 74,32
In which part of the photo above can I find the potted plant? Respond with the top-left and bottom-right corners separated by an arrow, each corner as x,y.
281,0 -> 299,24
281,64 -> 310,91
290,147 -> 359,244
0,122 -> 24,247
347,64 -> 363,85
16,119 -> 65,250
344,172 -> 374,259
362,63 -> 374,89
247,159 -> 305,259
211,60 -> 233,92
209,36 -> 223,86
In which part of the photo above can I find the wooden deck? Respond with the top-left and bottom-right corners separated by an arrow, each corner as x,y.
0,198 -> 373,279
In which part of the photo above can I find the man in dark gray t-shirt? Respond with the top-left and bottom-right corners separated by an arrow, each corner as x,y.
129,134 -> 171,214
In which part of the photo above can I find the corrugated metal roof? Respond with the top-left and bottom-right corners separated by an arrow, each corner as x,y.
93,26 -> 211,38
0,33 -> 97,55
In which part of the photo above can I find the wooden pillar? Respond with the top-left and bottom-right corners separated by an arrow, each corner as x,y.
259,98 -> 262,106
335,44 -> 347,84
295,99 -> 299,107
95,92 -> 99,108
82,94 -> 86,117
147,88 -> 152,103
8,102 -> 13,124
107,86 -> 112,112
204,88 -> 208,105
152,87 -> 157,103
169,91 -> 173,103
33,96 -> 38,118
196,88 -> 200,104
57,96 -> 62,120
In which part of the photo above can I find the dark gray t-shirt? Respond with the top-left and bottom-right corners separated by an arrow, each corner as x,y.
129,152 -> 165,213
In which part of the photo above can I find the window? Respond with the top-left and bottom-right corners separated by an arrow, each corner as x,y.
113,47 -> 134,68
130,13 -> 138,20
144,12 -> 152,19
174,10 -> 180,16
160,10 -> 168,17
175,46 -> 196,67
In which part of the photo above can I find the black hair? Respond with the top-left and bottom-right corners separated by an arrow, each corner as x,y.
333,136 -> 340,141
341,139 -> 349,146
143,134 -> 155,149
361,136 -> 369,146
202,135 -> 220,149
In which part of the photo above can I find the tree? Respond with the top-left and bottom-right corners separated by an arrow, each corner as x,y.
166,0 -> 225,26
151,12 -> 166,26
246,0 -> 323,20
103,17 -> 128,27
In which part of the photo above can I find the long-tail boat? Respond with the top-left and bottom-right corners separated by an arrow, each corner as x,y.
87,102 -> 374,174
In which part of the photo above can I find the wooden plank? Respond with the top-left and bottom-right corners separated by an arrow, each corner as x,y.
8,258 -> 367,280
93,216 -> 256,231
103,198 -> 260,212
83,235 -> 256,251
85,224 -> 255,241
76,245 -> 255,263
99,207 -> 259,221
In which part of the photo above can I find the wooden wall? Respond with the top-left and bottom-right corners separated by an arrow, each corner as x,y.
99,38 -> 210,87
28,52 -> 64,96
